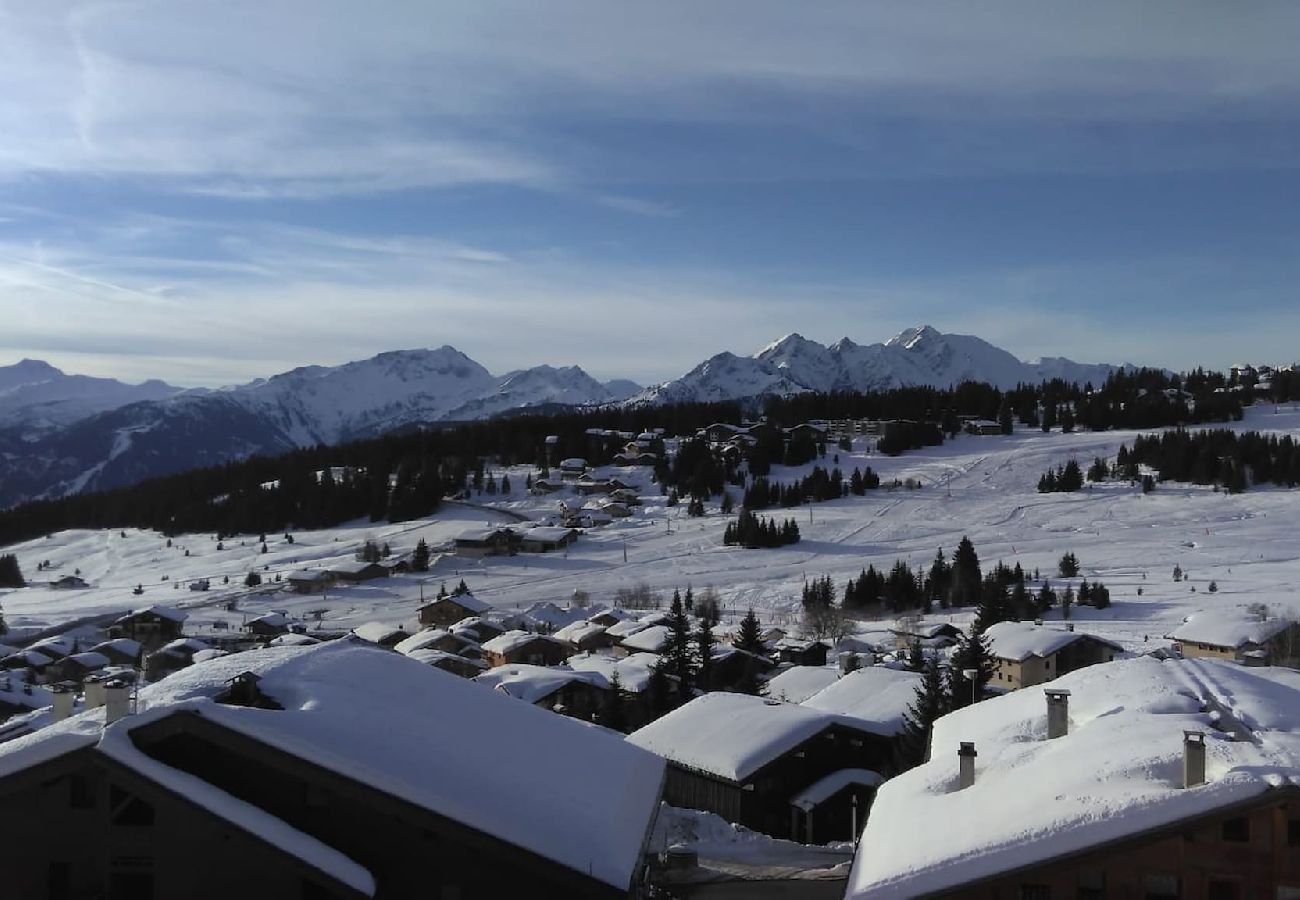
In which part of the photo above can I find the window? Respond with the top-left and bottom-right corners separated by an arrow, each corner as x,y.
1288,819 -> 1300,846
1143,873 -> 1179,899
1207,880 -> 1240,900
1221,816 -> 1250,842
109,785 -> 155,827
1077,869 -> 1106,900
1019,885 -> 1051,900
69,773 -> 94,809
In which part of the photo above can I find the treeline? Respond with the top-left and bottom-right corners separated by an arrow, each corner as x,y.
1120,429 -> 1300,492
0,400 -> 741,547
741,465 -> 881,510
722,510 -> 801,548
1038,459 -> 1084,493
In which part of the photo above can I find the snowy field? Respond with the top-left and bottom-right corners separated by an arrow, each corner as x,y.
3,403 -> 1300,653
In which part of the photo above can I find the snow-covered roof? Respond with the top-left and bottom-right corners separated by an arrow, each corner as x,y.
474,665 -> 608,705
791,769 -> 885,811
406,649 -> 487,670
0,641 -> 665,892
627,692 -> 838,782
553,621 -> 608,645
190,648 -> 229,664
0,679 -> 51,711
351,622 -> 408,645
619,624 -> 671,654
393,629 -> 451,655
801,666 -> 922,737
65,651 -> 110,670
982,621 -> 1119,662
5,649 -> 54,667
846,656 -> 1300,899
1171,611 -> 1295,649
481,630 -> 563,656
155,637 -> 209,656
607,618 -> 652,639
567,652 -> 661,693
454,527 -> 511,542
423,591 -> 490,614
521,601 -> 587,631
120,604 -> 188,623
287,569 -> 330,582
91,638 -> 141,658
764,666 -> 841,704
520,526 -> 577,543
329,560 -> 385,576
268,633 -> 320,647
559,457 -> 587,468
249,612 -> 291,628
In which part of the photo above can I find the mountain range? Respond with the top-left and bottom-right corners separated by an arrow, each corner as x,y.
0,327 -> 1131,507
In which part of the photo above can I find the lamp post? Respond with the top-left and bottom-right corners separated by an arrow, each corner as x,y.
962,667 -> 978,706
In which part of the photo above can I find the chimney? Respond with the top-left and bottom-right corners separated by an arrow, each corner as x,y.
1045,688 -> 1071,739
83,676 -> 107,709
1183,731 -> 1206,788
957,742 -> 978,789
104,679 -> 131,725
50,682 -> 76,722
838,652 -> 861,675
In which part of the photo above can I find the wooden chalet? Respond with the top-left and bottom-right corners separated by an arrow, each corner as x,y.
286,570 -> 334,595
417,591 -> 492,630
107,605 -> 188,652
480,631 -> 571,668
328,561 -> 388,583
453,527 -> 520,558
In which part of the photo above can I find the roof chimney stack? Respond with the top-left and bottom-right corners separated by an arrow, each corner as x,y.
1183,731 -> 1206,788
1045,688 -> 1071,739
50,682 -> 76,722
104,679 -> 131,725
83,675 -> 107,710
957,742 -> 978,789
838,652 -> 861,675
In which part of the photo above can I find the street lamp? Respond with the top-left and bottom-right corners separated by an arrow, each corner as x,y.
962,667 -> 978,706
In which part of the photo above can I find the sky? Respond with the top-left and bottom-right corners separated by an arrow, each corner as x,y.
2,1 -> 1299,388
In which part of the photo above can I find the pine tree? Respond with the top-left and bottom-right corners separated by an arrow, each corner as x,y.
695,617 -> 715,691
735,608 -> 765,654
412,538 -> 430,572
1058,552 -> 1080,578
974,576 -> 1011,633
951,536 -> 982,607
0,554 -> 24,588
664,593 -> 695,690
950,629 -> 995,709
897,654 -> 950,770
244,571 -> 262,587
500,474 -> 511,495
605,671 -> 629,732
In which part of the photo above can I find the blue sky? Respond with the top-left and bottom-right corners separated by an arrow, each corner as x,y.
2,1 -> 1299,386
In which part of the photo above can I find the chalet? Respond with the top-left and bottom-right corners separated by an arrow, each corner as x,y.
890,621 -> 963,650
965,419 -> 1004,436
575,478 -> 615,496
144,637 -> 210,681
286,569 -> 334,594
773,637 -> 828,667
0,640 -> 666,900
246,612 -> 292,639
351,622 -> 411,649
521,601 -> 589,633
553,621 -> 614,653
628,693 -> 891,840
0,676 -> 50,724
267,633 -> 320,648
27,636 -> 75,661
0,649 -> 55,678
588,609 -> 636,629
189,578 -> 210,592
474,665 -> 611,723
609,488 -> 642,506
596,500 -> 631,518
558,457 -> 588,478
764,665 -> 841,704
50,651 -> 111,684
108,605 -> 188,652
785,422 -> 828,442
1171,612 -> 1300,668
983,621 -> 1124,689
449,615 -> 505,644
453,526 -> 520,558
530,477 -> 563,494
405,648 -> 488,678
705,644 -> 776,693
518,526 -> 578,553
616,624 -> 672,657
418,591 -> 492,630
394,628 -> 481,660
480,631 -> 571,668
800,666 -> 922,746
328,561 -> 388,583
846,656 -> 1300,900
49,574 -> 88,589
88,638 -> 143,668
567,651 -> 672,730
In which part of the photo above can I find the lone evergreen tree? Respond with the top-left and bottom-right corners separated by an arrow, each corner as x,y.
897,654 -> 950,770
244,571 -> 262,587
950,536 -> 982,607
735,608 -> 765,654
664,593 -> 695,691
0,554 -> 24,588
412,538 -> 431,573
950,629 -> 995,709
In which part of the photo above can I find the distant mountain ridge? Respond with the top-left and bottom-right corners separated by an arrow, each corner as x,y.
0,350 -> 641,507
631,325 -> 1133,404
0,327 -> 1132,507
